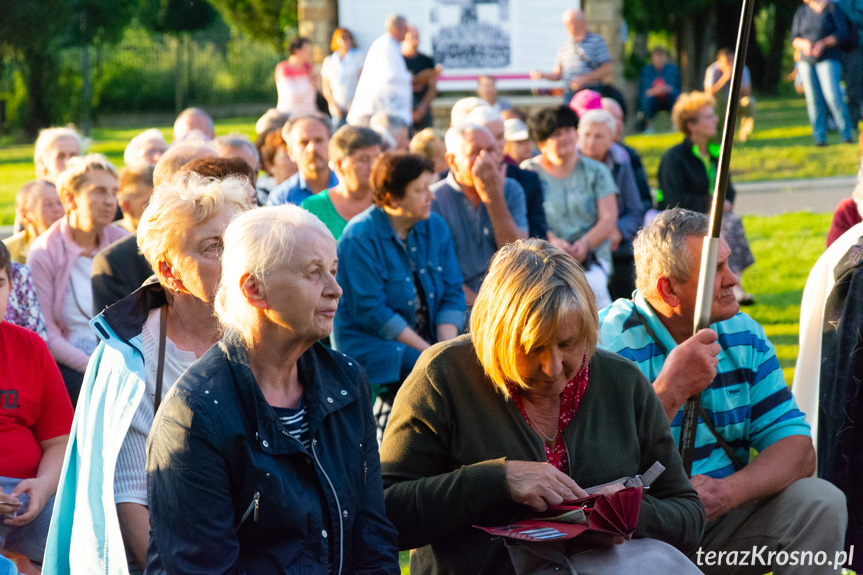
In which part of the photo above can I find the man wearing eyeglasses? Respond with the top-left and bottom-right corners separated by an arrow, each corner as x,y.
530,9 -> 613,103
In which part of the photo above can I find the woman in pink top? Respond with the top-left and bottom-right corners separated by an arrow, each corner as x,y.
27,154 -> 127,408
276,37 -> 319,116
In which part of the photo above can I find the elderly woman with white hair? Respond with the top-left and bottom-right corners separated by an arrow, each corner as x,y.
27,154 -> 127,405
577,108 -> 645,299
380,239 -> 704,574
34,127 -> 83,184
144,205 -> 400,574
43,174 -> 249,575
123,128 -> 168,168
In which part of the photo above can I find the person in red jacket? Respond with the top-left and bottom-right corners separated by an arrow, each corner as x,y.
0,241 -> 73,568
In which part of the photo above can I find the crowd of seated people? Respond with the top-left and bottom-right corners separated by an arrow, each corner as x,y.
2,8 -> 862,575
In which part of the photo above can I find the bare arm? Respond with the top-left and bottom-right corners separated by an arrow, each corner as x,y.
575,61 -> 612,87
691,435 -> 815,522
436,323 -> 459,342
572,193 -> 618,262
5,435 -> 68,526
396,326 -> 432,352
530,65 -> 563,82
462,285 -> 477,306
117,503 -> 150,568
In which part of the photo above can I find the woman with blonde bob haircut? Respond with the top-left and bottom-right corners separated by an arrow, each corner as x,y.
380,239 -> 705,575
44,174 -> 248,574
144,205 -> 400,574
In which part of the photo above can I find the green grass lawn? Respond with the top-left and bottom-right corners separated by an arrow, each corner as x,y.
628,96 -> 860,186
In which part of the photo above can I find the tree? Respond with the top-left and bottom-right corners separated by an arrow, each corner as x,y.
0,0 -> 136,135
206,0 -> 299,52
137,0 -> 218,112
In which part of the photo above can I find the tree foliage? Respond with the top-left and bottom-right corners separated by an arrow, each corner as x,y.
0,0 -> 136,133
138,0 -> 217,34
207,0 -> 299,52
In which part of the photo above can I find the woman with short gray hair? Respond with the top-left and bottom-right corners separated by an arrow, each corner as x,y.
145,205 -> 400,574
577,108 -> 645,300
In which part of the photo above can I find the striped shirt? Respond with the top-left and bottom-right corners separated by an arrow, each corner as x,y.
555,32 -> 611,86
598,292 -> 810,479
273,399 -> 310,450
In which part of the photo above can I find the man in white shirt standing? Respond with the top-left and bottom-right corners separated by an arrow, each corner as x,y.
347,14 -> 413,127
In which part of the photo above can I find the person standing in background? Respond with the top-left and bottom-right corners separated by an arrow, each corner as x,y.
530,9 -> 612,103
791,0 -> 854,146
402,25 -> 440,133
321,28 -> 364,128
348,15 -> 413,126
704,49 -> 756,142
275,37 -> 319,117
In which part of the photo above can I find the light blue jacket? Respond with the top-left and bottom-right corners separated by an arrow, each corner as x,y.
43,281 -> 165,575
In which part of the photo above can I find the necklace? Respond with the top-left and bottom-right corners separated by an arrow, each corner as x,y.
522,403 -> 559,448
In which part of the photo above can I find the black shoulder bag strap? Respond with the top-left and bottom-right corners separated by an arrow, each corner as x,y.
629,299 -> 746,472
153,304 -> 168,415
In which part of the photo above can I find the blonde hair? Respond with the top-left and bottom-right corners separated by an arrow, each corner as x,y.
34,127 -> 84,176
671,91 -> 716,138
470,239 -> 598,396
409,128 -> 443,162
137,173 -> 248,277
215,205 -> 333,344
56,154 -> 118,210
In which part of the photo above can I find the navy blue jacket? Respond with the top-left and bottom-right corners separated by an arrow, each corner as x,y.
145,333 -> 400,575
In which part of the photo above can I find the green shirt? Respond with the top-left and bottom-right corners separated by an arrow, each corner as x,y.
301,189 -> 349,240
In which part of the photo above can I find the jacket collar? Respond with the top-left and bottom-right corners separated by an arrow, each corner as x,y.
221,332 -> 358,455
97,277 -> 167,342
368,205 -> 427,245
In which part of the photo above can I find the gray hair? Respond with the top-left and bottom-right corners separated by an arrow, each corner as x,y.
444,122 -> 492,155
370,112 -> 409,134
385,14 -> 406,32
450,97 -> 490,126
465,106 -> 504,127
633,208 -> 709,300
123,128 -> 168,167
329,125 -> 382,163
213,134 -> 260,165
34,127 -> 85,175
255,108 -> 290,136
281,114 -> 333,142
215,205 -> 333,344
578,109 -> 617,135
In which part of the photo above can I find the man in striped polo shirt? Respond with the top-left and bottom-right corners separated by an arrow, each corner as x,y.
530,9 -> 612,102
598,208 -> 847,574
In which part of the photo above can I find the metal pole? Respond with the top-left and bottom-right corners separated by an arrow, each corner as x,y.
678,0 -> 757,477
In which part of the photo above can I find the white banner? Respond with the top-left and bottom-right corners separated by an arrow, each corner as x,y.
338,0 -> 579,91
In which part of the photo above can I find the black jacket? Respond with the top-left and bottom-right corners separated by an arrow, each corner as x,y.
145,333 -> 400,575
91,232 -> 154,316
657,138 -> 735,214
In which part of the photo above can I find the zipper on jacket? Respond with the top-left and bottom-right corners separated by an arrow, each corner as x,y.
311,438 -> 344,575
237,491 -> 261,529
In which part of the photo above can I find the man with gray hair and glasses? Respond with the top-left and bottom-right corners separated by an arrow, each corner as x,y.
597,208 -> 847,575
347,14 -> 413,126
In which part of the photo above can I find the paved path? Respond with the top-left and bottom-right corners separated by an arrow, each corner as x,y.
0,176 -> 854,242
